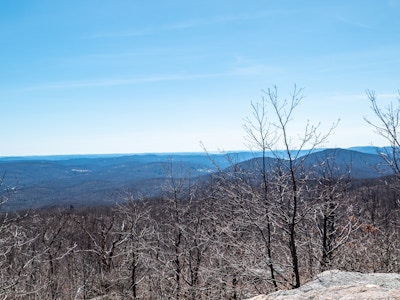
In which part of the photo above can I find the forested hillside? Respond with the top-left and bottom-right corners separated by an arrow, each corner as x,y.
0,147 -> 392,211
0,160 -> 399,299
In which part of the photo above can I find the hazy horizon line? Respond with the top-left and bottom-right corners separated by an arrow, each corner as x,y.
0,145 -> 386,159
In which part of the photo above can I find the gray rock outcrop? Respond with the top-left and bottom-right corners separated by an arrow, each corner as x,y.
246,270 -> 400,300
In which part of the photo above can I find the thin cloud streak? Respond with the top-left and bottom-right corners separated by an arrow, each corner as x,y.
21,72 -> 231,91
19,63 -> 273,92
84,11 -> 273,39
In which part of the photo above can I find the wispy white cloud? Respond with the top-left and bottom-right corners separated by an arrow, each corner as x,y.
21,72 -> 229,91
56,45 -> 209,66
84,11 -> 272,39
231,64 -> 283,76
229,56 -> 285,76
19,61 -> 275,92
301,44 -> 400,79
324,93 -> 399,105
334,15 -> 374,30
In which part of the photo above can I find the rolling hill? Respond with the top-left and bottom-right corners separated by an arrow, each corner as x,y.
0,147 -> 394,211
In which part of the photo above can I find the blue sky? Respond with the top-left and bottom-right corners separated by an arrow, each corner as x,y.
1,0 -> 399,156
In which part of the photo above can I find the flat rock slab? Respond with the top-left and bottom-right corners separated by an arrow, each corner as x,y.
246,270 -> 400,300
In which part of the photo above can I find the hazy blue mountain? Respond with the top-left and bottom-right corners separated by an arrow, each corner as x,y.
225,148 -> 392,179
300,148 -> 392,178
0,147 -> 394,211
0,153 -> 238,210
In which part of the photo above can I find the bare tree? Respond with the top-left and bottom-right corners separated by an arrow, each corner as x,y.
307,151 -> 359,273
243,96 -> 279,291
244,85 -> 336,288
361,90 -> 400,273
113,198 -> 157,299
0,174 -> 40,299
365,90 -> 400,175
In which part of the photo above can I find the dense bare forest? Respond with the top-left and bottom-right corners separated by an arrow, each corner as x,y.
1,165 -> 399,299
1,88 -> 400,299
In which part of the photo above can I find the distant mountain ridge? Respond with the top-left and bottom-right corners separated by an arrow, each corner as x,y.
0,147 -> 394,211
229,148 -> 392,179
301,148 -> 392,178
0,146 -> 388,162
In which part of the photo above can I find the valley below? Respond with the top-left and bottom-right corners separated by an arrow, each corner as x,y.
0,147 -> 393,211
